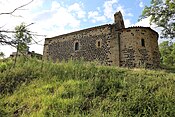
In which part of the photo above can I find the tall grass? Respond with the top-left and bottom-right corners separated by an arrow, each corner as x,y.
0,57 -> 175,117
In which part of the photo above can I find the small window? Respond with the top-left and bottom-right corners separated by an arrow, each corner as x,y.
98,41 -> 101,47
75,42 -> 79,51
96,40 -> 102,48
141,39 -> 145,47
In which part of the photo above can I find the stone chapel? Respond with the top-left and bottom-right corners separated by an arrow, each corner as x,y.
43,11 -> 160,68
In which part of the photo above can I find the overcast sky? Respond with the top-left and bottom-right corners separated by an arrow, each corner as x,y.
0,0 -> 163,57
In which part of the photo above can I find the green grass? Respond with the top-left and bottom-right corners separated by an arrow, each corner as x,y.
0,57 -> 175,117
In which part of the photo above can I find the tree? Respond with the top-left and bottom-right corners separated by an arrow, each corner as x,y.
0,52 -> 5,59
140,0 -> 175,39
159,41 -> 175,66
0,0 -> 34,47
14,22 -> 32,53
12,23 -> 33,67
0,0 -> 45,60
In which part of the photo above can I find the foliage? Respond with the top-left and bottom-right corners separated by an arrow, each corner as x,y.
159,41 -> 175,66
14,23 -> 32,52
140,0 -> 175,39
0,52 -> 5,59
11,23 -> 33,68
0,59 -> 13,72
0,58 -> 175,116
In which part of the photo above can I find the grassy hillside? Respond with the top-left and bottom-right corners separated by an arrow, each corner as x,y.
0,58 -> 175,117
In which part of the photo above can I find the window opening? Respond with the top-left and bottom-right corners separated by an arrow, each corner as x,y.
96,40 -> 102,48
141,39 -> 145,47
98,41 -> 101,47
75,42 -> 79,51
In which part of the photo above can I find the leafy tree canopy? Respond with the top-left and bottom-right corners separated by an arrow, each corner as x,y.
14,22 -> 32,52
140,0 -> 175,39
159,41 -> 175,66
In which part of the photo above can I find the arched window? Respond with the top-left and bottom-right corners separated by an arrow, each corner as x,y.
141,39 -> 145,47
75,42 -> 79,51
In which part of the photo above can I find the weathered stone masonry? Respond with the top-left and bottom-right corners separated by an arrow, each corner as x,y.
119,27 -> 160,68
43,11 -> 160,68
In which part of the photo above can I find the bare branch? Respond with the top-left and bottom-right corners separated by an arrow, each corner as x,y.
0,40 -> 16,47
0,0 -> 33,15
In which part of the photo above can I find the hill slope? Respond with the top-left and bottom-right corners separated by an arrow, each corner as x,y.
0,58 -> 175,117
